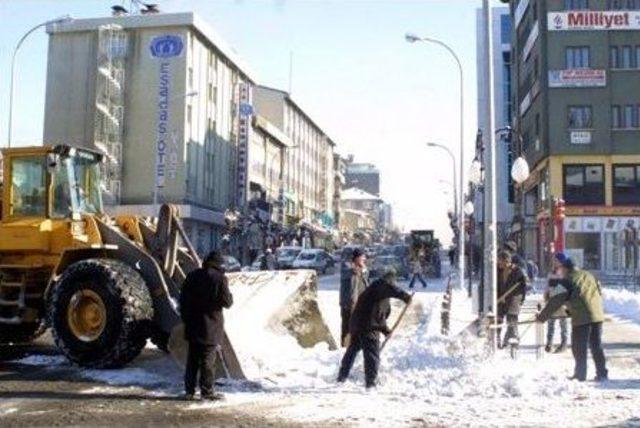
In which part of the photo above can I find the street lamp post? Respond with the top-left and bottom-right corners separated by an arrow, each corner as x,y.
408,33 -> 465,287
427,142 -> 462,230
7,15 -> 73,147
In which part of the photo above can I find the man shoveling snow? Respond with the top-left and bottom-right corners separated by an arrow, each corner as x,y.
337,268 -> 412,389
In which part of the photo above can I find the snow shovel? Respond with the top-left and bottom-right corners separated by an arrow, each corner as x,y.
380,292 -> 415,352
456,280 -> 525,337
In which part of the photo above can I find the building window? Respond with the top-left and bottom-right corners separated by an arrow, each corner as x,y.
610,46 -> 620,68
612,105 -> 622,128
636,46 -> 640,69
622,46 -> 634,69
613,165 -> 640,205
608,0 -> 640,9
566,46 -> 590,68
565,0 -> 589,9
568,105 -> 593,129
563,165 -> 605,205
614,105 -> 640,128
625,105 -> 635,128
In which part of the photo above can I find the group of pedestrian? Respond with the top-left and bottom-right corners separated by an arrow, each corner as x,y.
176,237 -> 608,402
496,238 -> 608,382
338,248 -> 412,388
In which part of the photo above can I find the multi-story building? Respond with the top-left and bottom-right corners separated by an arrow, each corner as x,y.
253,86 -> 336,230
476,6 -> 514,240
43,11 -> 257,256
344,158 -> 381,197
340,187 -> 382,239
333,153 -> 347,228
507,0 -> 640,273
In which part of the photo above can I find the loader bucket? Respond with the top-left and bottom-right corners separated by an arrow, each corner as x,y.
168,269 -> 336,380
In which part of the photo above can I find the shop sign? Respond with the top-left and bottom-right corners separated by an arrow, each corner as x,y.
549,69 -> 606,88
570,131 -> 592,145
565,206 -> 640,216
548,11 -> 640,31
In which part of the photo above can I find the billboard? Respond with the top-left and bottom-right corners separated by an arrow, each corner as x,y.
549,69 -> 606,88
548,11 -> 640,31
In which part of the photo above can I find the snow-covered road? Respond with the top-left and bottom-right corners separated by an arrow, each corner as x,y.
8,272 -> 640,427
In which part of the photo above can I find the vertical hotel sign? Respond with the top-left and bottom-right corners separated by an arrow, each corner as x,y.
149,34 -> 184,191
236,83 -> 253,208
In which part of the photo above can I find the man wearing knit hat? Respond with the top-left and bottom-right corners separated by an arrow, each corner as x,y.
339,247 -> 369,347
538,252 -> 608,382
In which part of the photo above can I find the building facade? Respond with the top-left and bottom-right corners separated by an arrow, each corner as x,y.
253,86 -> 336,230
344,158 -> 381,197
476,6 -> 514,240
43,12 -> 257,256
508,0 -> 640,273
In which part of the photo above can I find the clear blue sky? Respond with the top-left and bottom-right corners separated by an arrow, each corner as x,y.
0,0 -> 505,243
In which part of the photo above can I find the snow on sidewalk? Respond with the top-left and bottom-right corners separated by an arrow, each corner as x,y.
17,275 -> 640,427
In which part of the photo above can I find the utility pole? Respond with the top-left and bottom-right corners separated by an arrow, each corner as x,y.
481,0 -> 498,349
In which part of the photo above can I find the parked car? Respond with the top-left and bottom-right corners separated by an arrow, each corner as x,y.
222,255 -> 241,272
369,255 -> 406,280
292,249 -> 335,274
276,246 -> 303,270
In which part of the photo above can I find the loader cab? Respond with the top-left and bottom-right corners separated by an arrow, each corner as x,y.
1,145 -> 103,222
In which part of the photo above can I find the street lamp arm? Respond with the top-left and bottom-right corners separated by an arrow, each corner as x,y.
8,15 -> 72,147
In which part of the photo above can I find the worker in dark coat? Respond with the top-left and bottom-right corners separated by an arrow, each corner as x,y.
337,268 -> 412,388
538,253 -> 608,382
179,250 -> 234,400
496,250 -> 527,348
339,248 -> 369,347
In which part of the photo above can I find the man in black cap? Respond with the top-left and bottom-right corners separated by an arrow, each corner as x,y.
337,268 -> 412,388
339,247 -> 369,347
179,250 -> 234,400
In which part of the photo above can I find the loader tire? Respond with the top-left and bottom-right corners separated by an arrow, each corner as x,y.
0,321 -> 46,345
50,259 -> 153,368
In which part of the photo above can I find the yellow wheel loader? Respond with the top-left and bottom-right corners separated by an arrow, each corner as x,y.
0,144 -> 335,374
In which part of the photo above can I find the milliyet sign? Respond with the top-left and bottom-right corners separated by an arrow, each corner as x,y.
548,11 -> 640,31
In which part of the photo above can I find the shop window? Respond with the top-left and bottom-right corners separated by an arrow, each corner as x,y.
568,105 -> 593,129
613,165 -> 640,205
563,164 -> 605,205
566,232 -> 601,271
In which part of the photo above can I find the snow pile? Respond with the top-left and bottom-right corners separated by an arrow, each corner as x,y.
603,288 -> 640,324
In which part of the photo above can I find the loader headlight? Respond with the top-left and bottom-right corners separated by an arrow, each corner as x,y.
71,221 -> 86,236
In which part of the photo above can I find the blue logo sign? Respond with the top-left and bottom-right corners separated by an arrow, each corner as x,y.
150,35 -> 184,58
239,103 -> 254,117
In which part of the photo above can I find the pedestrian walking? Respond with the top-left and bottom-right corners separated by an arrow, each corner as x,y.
448,247 -> 456,267
537,253 -> 608,382
337,269 -> 412,388
408,256 -> 427,289
496,250 -> 527,348
544,256 -> 568,353
179,250 -> 234,401
339,248 -> 369,347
